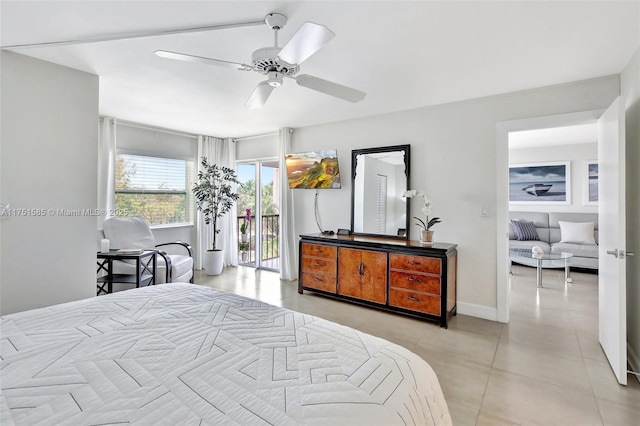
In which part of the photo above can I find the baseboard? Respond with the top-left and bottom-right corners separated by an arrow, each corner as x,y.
628,342 -> 640,384
456,302 -> 499,322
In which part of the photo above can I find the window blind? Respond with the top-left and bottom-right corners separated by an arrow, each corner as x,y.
115,154 -> 194,225
376,174 -> 388,234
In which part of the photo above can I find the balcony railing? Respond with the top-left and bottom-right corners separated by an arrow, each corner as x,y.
237,214 -> 280,269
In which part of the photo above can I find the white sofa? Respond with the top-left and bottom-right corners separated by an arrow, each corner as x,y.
509,211 -> 599,270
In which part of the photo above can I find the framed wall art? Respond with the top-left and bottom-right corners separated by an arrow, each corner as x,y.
509,161 -> 571,204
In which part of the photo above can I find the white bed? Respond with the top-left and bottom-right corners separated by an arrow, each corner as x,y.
1,283 -> 451,425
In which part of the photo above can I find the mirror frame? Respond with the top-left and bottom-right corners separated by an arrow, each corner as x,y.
350,144 -> 411,239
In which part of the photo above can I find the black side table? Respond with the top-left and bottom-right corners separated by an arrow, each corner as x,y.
96,250 -> 157,295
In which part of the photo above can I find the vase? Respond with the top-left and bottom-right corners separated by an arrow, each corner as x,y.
420,229 -> 434,243
204,250 -> 224,275
241,233 -> 248,243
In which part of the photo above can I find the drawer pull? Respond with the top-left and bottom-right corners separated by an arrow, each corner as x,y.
313,262 -> 322,267
313,276 -> 324,282
313,248 -> 321,252
408,296 -> 420,302
407,277 -> 421,283
408,260 -> 421,265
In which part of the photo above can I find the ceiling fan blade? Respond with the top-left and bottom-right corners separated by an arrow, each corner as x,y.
278,22 -> 335,65
295,74 -> 366,103
1,19 -> 265,49
155,50 -> 251,70
245,81 -> 275,109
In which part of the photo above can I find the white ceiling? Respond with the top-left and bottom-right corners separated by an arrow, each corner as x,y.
1,1 -> 638,138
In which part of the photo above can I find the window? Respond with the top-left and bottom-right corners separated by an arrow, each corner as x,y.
115,153 -> 195,226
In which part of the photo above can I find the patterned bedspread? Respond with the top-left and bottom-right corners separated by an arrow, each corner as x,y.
1,283 -> 451,425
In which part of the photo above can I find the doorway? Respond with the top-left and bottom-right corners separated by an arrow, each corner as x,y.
498,104 -> 629,385
237,159 -> 280,271
496,109 -> 604,323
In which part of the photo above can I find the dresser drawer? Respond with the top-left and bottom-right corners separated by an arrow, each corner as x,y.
390,253 -> 441,275
389,271 -> 441,295
302,243 -> 337,259
301,257 -> 336,276
389,288 -> 441,315
302,272 -> 337,293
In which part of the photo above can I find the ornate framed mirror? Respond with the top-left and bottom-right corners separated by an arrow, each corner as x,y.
351,145 -> 410,239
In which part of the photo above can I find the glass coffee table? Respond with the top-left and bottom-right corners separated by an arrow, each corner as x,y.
509,248 -> 573,288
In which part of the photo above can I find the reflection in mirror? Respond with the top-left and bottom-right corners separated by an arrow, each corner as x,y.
351,145 -> 410,239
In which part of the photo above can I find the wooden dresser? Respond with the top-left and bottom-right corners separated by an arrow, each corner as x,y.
298,234 -> 457,328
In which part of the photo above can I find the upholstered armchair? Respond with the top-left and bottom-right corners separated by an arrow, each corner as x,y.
101,217 -> 194,283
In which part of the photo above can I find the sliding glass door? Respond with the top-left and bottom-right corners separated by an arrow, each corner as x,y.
237,159 -> 280,271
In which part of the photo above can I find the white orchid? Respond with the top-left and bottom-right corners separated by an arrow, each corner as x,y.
402,189 -> 442,231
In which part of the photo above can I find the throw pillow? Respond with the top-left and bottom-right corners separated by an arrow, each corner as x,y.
559,221 -> 596,244
510,219 -> 540,241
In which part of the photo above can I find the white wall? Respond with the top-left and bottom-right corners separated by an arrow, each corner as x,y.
291,76 -> 619,315
509,142 -> 598,213
621,47 -> 640,378
1,52 -> 98,315
236,134 -> 278,161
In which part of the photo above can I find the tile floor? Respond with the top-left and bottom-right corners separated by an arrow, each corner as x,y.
194,265 -> 640,425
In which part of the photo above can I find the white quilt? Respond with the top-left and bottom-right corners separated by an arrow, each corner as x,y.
1,284 -> 451,425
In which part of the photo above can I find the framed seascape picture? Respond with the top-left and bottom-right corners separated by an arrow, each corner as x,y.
509,161 -> 571,204
585,160 -> 598,205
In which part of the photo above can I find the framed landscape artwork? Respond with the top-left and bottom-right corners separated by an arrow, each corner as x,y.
585,160 -> 598,205
509,161 -> 571,205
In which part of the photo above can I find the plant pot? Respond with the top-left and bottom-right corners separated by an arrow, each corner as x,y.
241,233 -> 248,243
241,252 -> 248,262
204,250 -> 224,275
420,229 -> 434,243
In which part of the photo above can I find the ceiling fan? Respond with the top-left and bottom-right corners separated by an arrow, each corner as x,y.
154,13 -> 366,108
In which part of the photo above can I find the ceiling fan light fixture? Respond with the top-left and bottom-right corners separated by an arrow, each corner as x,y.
267,71 -> 284,87
264,13 -> 287,31
154,12 -> 365,107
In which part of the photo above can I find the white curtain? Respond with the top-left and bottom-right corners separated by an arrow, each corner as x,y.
97,117 -> 116,229
196,136 -> 238,269
278,128 -> 298,280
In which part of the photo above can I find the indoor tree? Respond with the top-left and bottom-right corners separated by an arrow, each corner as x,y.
192,157 -> 241,251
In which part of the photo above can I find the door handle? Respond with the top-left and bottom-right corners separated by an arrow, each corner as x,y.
606,249 -> 619,258
620,250 -> 635,259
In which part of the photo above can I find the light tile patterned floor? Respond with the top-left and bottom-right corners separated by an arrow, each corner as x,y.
194,265 -> 640,425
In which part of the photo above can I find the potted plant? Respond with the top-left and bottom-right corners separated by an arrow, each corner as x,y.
238,241 -> 250,263
402,189 -> 442,243
240,208 -> 252,242
192,157 -> 241,275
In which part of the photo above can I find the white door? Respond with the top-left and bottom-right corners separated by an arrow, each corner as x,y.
598,97 -> 627,385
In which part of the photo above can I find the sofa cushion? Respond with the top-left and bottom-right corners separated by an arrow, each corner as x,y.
558,221 -> 596,245
551,242 -> 598,259
112,254 -> 193,284
511,219 -> 540,241
158,254 -> 193,282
